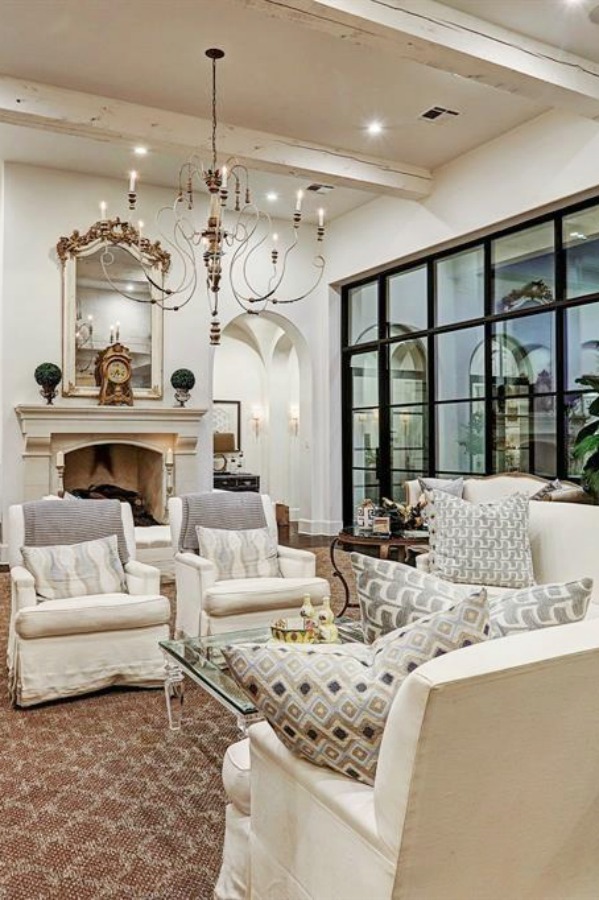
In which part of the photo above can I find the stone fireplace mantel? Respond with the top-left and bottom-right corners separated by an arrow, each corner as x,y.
15,404 -> 208,502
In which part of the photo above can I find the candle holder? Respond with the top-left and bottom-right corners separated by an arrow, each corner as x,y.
164,457 -> 174,522
56,463 -> 65,499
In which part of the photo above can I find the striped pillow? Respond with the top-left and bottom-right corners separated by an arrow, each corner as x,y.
21,534 -> 127,601
196,525 -> 280,580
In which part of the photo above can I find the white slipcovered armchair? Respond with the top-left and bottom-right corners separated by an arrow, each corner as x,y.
218,618 -> 599,899
169,494 -> 329,637
8,500 -> 170,707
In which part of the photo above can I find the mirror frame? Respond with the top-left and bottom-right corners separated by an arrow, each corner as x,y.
57,218 -> 170,399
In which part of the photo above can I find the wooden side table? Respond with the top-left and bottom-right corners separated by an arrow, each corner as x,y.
330,527 -> 429,615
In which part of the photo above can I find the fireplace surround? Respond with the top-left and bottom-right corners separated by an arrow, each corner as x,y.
15,405 -> 206,523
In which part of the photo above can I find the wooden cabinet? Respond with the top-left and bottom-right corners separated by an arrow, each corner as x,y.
213,473 -> 260,492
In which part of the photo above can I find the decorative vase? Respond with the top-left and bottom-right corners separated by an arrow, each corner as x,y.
174,388 -> 191,407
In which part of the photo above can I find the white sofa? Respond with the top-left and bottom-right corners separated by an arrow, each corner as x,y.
169,494 -> 329,637
218,617 -> 599,899
405,472 -> 586,506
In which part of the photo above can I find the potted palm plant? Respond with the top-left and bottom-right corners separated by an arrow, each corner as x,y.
572,374 -> 599,498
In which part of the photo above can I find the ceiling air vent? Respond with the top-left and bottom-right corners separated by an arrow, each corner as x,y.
306,183 -> 335,194
420,106 -> 460,122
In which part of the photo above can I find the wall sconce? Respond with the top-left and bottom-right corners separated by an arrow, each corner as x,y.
289,404 -> 299,436
251,405 -> 263,437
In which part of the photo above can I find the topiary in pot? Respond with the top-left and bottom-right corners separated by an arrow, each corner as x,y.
34,362 -> 62,405
572,374 -> 599,498
170,368 -> 196,407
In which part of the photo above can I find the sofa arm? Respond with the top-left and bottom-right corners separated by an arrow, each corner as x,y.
415,552 -> 431,572
174,552 -> 218,638
125,559 -> 161,596
277,545 -> 316,578
10,566 -> 37,612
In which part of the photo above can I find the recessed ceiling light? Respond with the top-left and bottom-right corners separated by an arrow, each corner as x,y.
266,191 -> 278,201
367,121 -> 383,136
134,146 -> 148,156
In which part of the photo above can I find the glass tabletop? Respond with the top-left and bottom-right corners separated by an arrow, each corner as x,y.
160,619 -> 365,717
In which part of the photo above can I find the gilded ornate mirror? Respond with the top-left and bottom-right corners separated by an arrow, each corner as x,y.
57,219 -> 170,398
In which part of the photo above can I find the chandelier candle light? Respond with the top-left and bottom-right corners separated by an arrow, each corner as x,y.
103,48 -> 326,346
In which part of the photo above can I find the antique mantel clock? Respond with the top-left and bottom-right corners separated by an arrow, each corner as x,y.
95,343 -> 134,406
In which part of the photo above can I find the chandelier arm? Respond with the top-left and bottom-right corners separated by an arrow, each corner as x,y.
265,255 -> 326,304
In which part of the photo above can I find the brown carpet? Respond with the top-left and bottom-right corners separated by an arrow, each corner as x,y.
0,546 -> 355,900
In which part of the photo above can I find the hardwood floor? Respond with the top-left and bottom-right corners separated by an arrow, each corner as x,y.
278,523 -> 332,549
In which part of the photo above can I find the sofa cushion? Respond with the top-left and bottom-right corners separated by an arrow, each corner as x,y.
223,591 -> 490,786
21,534 -> 126,601
351,553 -> 464,643
355,554 -> 592,642
429,491 -> 534,588
489,579 -> 593,637
14,593 -> 170,639
197,525 -> 280,581
204,577 -> 329,616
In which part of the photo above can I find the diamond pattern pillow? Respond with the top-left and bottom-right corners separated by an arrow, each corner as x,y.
196,525 -> 280,580
429,490 -> 534,588
489,579 -> 592,637
223,591 -> 490,785
21,534 -> 126,601
351,553 -> 464,643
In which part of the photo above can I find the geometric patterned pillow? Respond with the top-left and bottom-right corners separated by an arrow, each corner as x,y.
429,490 -> 534,588
21,534 -> 126,602
196,525 -> 281,580
222,590 -> 490,785
350,553 -> 465,643
489,579 -> 593,638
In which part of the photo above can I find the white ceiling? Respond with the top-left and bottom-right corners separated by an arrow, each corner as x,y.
0,0 -> 596,218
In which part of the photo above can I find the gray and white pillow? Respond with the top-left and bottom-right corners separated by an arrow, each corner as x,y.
418,476 -> 464,498
429,490 -> 534,588
21,534 -> 126,601
223,590 -> 490,785
489,579 -> 592,637
196,525 -> 281,580
351,553 -> 592,643
351,553 -> 464,643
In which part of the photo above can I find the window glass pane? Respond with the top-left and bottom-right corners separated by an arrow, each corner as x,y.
492,222 -> 555,314
352,411 -> 379,469
391,470 -> 416,501
391,406 -> 427,474
387,266 -> 427,337
493,397 -> 556,476
564,205 -> 599,299
492,312 -> 555,398
565,393 -> 597,478
436,326 -> 484,402
352,471 -> 380,515
348,281 -> 378,346
350,351 -> 378,408
390,338 -> 427,405
435,246 -> 484,326
436,401 -> 485,473
566,302 -> 599,389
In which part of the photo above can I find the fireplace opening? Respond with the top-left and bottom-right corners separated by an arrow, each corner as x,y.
64,443 -> 164,526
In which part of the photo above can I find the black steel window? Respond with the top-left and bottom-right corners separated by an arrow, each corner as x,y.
341,196 -> 599,525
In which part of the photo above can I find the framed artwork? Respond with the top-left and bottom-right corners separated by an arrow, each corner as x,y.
213,400 -> 241,451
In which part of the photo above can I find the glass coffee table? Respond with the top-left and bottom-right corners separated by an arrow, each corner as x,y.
160,619 -> 365,733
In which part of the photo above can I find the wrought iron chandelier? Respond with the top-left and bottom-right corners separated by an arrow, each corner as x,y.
101,48 -> 326,346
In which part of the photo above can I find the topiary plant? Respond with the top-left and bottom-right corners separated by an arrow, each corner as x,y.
34,362 -> 62,388
572,374 -> 599,497
170,368 -> 196,391
34,362 -> 62,405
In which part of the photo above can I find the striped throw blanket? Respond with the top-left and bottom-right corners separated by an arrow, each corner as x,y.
179,492 -> 266,554
22,499 -> 130,565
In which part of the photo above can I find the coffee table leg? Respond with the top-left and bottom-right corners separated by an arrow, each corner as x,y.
330,537 -> 351,615
164,659 -> 185,731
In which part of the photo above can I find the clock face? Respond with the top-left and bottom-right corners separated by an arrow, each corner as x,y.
107,359 -> 129,384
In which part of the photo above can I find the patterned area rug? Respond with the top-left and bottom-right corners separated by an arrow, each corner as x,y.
0,546 -> 355,900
